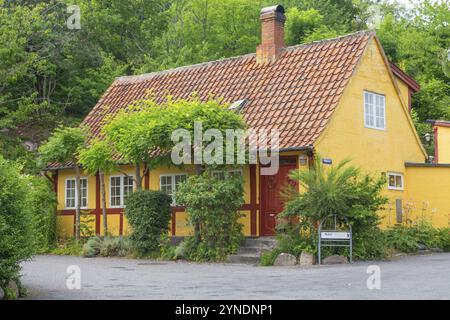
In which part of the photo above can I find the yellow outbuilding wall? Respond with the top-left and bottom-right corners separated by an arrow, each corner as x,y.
405,165 -> 450,228
437,126 -> 450,164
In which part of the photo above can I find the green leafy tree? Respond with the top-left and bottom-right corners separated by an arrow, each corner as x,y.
176,172 -> 244,261
285,8 -> 325,45
39,127 -> 86,240
125,190 -> 172,256
78,139 -> 116,235
0,156 -> 35,294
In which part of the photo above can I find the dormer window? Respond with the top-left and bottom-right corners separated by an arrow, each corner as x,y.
364,91 -> 385,130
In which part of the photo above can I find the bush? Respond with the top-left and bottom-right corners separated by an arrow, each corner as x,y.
83,236 -> 133,257
24,175 -> 57,252
0,156 -> 35,290
279,157 -> 388,261
176,171 -> 245,261
83,236 -> 102,257
125,190 -> 172,256
385,223 -> 450,253
51,238 -> 84,256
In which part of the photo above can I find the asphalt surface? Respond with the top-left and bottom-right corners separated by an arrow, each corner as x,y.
21,253 -> 450,299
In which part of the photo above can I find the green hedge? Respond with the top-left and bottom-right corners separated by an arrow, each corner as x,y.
125,190 -> 172,256
0,156 -> 35,290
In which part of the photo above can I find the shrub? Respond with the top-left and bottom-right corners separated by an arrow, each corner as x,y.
385,223 -> 450,253
260,249 -> 281,266
125,190 -> 172,256
83,236 -> 134,258
279,157 -> 389,261
176,171 -> 244,261
51,238 -> 84,256
83,236 -> 102,257
0,156 -> 35,290
24,175 -> 57,252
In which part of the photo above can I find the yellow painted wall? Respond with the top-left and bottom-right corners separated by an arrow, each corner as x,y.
56,215 -> 74,238
405,166 -> 450,228
437,126 -> 450,164
56,163 -> 254,237
315,38 -> 427,227
395,76 -> 410,109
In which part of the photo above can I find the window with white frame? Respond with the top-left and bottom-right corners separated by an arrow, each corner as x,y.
159,174 -> 187,205
65,178 -> 87,208
110,175 -> 134,207
364,91 -> 386,130
212,169 -> 243,180
388,172 -> 404,190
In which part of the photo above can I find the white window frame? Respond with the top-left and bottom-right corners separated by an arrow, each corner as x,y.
364,91 -> 386,131
387,172 -> 404,191
109,175 -> 134,208
159,173 -> 188,205
65,177 -> 88,209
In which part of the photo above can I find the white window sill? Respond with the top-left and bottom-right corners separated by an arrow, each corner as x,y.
365,125 -> 386,131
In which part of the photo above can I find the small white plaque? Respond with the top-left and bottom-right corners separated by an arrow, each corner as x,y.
320,231 -> 351,240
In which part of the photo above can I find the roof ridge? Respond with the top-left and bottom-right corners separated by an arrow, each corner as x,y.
115,30 -> 374,84
285,30 -> 374,51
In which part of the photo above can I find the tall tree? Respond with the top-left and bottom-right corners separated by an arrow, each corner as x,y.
78,139 -> 116,236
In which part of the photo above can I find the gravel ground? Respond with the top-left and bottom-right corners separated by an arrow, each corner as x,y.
20,253 -> 450,300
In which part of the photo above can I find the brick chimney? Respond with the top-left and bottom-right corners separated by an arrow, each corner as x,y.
256,5 -> 286,64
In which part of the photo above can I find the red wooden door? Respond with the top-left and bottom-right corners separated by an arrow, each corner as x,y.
260,157 -> 298,236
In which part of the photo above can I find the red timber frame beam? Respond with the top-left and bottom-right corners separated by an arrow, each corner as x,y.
249,164 -> 258,236
58,166 -> 260,237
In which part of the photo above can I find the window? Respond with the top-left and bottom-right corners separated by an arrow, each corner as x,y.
110,175 -> 134,207
388,173 -> 404,190
159,174 -> 187,205
364,91 -> 385,130
65,178 -> 87,208
212,169 -> 243,180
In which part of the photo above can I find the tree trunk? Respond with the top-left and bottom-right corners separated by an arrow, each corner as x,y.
100,170 -> 108,236
193,164 -> 203,243
75,165 -> 81,240
135,163 -> 142,191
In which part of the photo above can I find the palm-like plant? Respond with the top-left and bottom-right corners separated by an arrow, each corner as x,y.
280,156 -> 387,231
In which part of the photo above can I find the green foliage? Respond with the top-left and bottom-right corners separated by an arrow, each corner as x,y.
78,139 -> 116,175
386,223 -> 450,253
82,236 -> 134,258
285,8 -> 325,45
50,238 -> 84,256
104,96 -> 247,169
39,126 -> 86,165
279,157 -> 388,260
377,2 -> 450,123
125,190 -> 172,256
176,172 -> 244,261
1,0 -> 447,169
24,175 -> 57,252
0,156 -> 36,288
260,249 -> 280,266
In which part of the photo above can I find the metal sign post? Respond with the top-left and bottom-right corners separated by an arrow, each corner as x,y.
318,214 -> 352,265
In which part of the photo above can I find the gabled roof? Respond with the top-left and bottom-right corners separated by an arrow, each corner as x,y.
83,31 -> 374,149
389,62 -> 420,93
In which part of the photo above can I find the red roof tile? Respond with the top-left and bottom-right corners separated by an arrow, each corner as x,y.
49,31 -> 376,170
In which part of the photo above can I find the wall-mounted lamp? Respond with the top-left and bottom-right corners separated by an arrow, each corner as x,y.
424,132 -> 432,145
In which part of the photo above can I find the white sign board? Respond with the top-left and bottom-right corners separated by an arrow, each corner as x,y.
320,231 -> 351,240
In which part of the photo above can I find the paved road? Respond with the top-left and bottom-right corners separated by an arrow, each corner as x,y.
21,253 -> 450,299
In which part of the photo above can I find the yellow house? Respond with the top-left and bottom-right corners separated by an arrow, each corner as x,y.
46,5 -> 450,238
